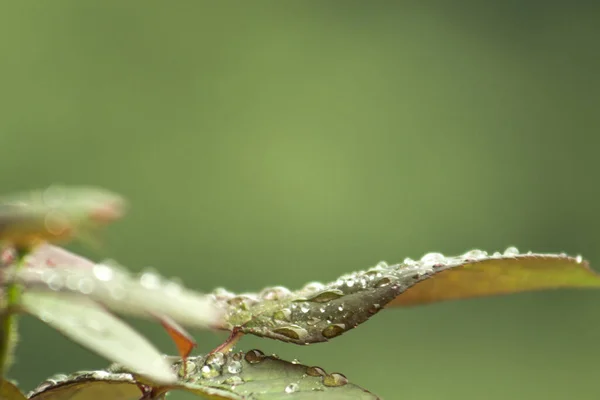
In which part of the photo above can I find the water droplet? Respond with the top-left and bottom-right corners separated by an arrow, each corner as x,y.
375,277 -> 393,287
244,349 -> 265,364
576,255 -> 583,263
232,352 -> 243,361
178,360 -> 197,377
403,257 -> 417,266
78,278 -> 94,294
492,251 -> 501,257
109,284 -> 126,300
259,286 -> 292,301
291,358 -> 300,364
273,308 -> 292,322
368,303 -> 381,314
46,274 -> 64,291
273,326 -> 308,341
420,252 -> 445,265
345,279 -> 355,288
93,263 -> 114,282
337,305 -> 344,312
306,289 -> 344,303
201,364 -> 220,378
300,303 -> 310,313
322,324 -> 345,339
212,287 -> 235,301
206,352 -> 226,368
285,383 -> 299,393
164,279 -> 183,296
140,270 -> 161,290
302,281 -> 325,293
224,375 -> 244,386
306,366 -> 326,377
323,372 -> 348,387
463,249 -> 488,260
503,246 -> 519,256
319,307 -> 326,313
227,361 -> 242,374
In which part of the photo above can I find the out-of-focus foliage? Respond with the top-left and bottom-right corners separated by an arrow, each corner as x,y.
1,1 -> 599,399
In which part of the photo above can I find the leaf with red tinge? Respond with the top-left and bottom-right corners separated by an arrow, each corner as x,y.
0,186 -> 125,247
158,315 -> 197,364
388,250 -> 600,307
5,250 -> 224,330
210,248 -> 599,346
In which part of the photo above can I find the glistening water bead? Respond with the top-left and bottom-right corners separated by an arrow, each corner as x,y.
244,349 -> 265,364
323,373 -> 348,387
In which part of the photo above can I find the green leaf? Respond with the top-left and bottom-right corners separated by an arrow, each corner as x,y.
0,186 -> 125,247
30,350 -> 379,399
215,249 -> 599,345
7,245 -> 223,330
0,379 -> 27,400
21,291 -> 177,385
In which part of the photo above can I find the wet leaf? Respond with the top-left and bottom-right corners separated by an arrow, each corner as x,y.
213,249 -> 599,345
388,250 -> 600,306
27,371 -> 142,400
4,246 -> 223,330
21,291 -> 177,385
0,186 -> 125,247
30,350 -> 379,399
0,379 -> 27,400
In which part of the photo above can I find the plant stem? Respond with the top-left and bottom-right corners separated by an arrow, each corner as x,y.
0,247 -> 28,378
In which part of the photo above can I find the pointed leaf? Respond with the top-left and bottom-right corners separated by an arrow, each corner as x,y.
0,379 -> 27,400
21,291 -> 177,384
30,350 -> 379,399
0,186 -> 125,247
213,249 -> 599,345
388,250 -> 600,306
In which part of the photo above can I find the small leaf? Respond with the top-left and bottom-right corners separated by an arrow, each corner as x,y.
215,249 -> 599,345
0,186 -> 125,247
21,291 -> 177,385
30,350 -> 379,399
0,379 -> 27,400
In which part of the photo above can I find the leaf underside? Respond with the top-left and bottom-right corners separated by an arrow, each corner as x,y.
21,291 -> 177,385
29,350 -> 379,400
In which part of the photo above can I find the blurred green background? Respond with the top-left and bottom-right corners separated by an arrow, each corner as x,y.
1,1 -> 599,399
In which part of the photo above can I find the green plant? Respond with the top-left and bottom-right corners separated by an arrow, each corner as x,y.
1,186 -> 599,399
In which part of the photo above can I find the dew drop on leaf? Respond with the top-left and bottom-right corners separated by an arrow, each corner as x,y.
462,249 -> 488,260
200,364 -> 220,378
273,308 -> 292,322
503,246 -> 519,256
93,263 -> 114,282
244,349 -> 265,364
139,270 -> 161,290
285,383 -> 299,393
323,373 -> 348,387
306,289 -> 344,303
322,324 -> 345,339
227,361 -> 242,374
306,366 -> 327,377
206,352 -> 226,368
